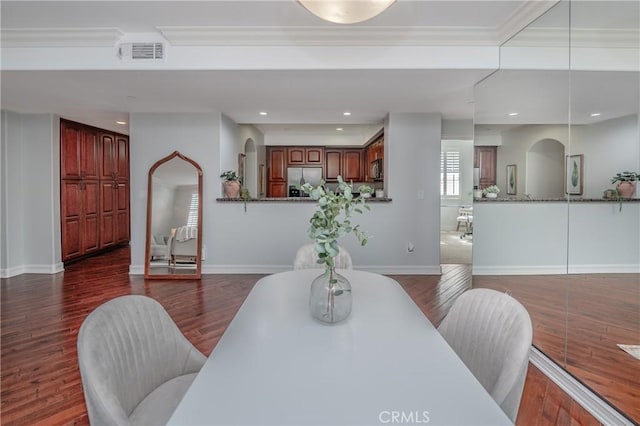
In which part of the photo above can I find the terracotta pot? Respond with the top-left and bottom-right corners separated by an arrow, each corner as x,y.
616,181 -> 636,199
223,181 -> 241,198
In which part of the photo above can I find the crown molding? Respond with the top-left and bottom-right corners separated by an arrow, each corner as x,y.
1,28 -> 124,47
157,25 -> 497,46
496,0 -> 560,45
506,27 -> 639,48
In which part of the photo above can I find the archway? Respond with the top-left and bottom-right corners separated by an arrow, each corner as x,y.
525,138 -> 565,198
244,138 -> 258,197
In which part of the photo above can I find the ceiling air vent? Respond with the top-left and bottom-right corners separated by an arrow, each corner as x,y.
118,43 -> 164,60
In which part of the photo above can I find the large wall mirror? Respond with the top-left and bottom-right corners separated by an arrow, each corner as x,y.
473,0 -> 639,422
144,151 -> 203,279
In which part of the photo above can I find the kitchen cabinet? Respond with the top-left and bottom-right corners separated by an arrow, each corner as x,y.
325,150 -> 342,181
60,119 -> 129,262
365,134 -> 384,181
288,147 -> 324,165
325,149 -> 363,182
267,147 -> 287,197
474,146 -> 497,189
343,150 -> 364,181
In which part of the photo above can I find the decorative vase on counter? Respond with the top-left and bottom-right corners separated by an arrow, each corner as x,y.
223,181 -> 241,198
486,192 -> 498,199
309,267 -> 352,323
616,182 -> 635,199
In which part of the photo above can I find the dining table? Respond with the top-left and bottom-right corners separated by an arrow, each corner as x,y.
168,269 -> 512,425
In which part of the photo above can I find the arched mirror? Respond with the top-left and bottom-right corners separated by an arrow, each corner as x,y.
144,151 -> 203,279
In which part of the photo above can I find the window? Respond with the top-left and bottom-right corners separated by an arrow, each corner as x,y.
186,193 -> 198,226
441,150 -> 460,197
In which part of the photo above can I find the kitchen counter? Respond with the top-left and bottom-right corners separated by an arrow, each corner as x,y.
474,197 -> 640,203
216,197 -> 392,203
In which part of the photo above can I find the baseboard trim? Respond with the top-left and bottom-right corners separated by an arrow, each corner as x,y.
1,263 -> 64,278
529,347 -> 634,426
473,265 -> 567,275
567,264 -> 640,274
129,264 -> 443,275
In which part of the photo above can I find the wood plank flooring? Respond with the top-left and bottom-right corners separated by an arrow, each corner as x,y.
0,248 -> 611,425
473,273 -> 640,422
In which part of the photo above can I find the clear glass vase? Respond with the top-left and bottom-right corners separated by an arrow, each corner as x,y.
309,267 -> 352,323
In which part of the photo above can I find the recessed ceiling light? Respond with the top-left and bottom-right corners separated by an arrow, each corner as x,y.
259,111 -> 268,116
343,112 -> 351,116
116,121 -> 127,125
336,128 -> 343,131
590,112 -> 601,117
508,112 -> 519,116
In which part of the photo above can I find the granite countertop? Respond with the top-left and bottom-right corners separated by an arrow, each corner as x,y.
216,197 -> 392,203
474,197 -> 640,203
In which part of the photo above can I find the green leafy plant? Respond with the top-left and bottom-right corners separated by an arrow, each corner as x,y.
610,171 -> 639,183
220,170 -> 239,181
482,185 -> 500,195
301,176 -> 373,269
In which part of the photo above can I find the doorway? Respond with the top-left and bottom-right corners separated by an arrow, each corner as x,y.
440,140 -> 474,264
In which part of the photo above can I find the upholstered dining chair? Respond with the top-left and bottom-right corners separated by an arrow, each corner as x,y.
437,288 -> 532,422
77,295 -> 206,426
293,243 -> 353,270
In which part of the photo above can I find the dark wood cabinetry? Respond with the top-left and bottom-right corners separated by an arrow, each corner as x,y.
326,149 -> 364,182
267,147 -> 287,197
60,119 -> 130,262
287,147 -> 324,165
474,146 -> 497,189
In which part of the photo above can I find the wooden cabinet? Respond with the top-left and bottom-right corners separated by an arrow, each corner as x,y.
60,119 -> 129,262
61,180 -> 100,260
288,147 -> 324,165
326,149 -> 364,182
267,147 -> 287,197
343,149 -> 363,182
325,150 -> 342,181
474,146 -> 497,189
61,121 -> 99,180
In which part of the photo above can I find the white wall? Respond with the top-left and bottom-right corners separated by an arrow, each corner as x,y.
473,201 -> 640,274
238,124 -> 265,198
0,111 -> 62,277
129,113 -> 221,270
264,126 -> 382,147
526,139 -> 565,198
571,115 -> 639,198
150,180 -> 175,238
129,112 -> 442,274
497,125 -> 569,198
220,114 -> 240,189
440,139 -> 474,230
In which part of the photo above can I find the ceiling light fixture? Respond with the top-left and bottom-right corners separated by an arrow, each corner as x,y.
116,121 -> 127,125
343,112 -> 351,116
336,127 -> 343,131
298,0 -> 396,24
508,112 -> 519,116
590,112 -> 601,117
259,111 -> 268,116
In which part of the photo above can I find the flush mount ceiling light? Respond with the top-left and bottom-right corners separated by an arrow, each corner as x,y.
590,112 -> 601,117
116,120 -> 127,125
298,0 -> 397,24
508,112 -> 519,116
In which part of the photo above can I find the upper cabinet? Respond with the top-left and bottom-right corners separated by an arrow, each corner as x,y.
61,121 -> 99,180
288,147 -> 324,165
474,146 -> 497,189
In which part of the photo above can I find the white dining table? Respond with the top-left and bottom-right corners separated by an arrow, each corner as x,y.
168,270 -> 512,426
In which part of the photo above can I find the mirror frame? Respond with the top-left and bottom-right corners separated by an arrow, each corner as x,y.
144,151 -> 203,279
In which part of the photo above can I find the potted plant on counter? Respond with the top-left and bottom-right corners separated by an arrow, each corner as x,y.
220,170 -> 241,198
482,185 -> 500,199
611,171 -> 639,199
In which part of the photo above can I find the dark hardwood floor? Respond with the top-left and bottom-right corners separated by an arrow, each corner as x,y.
1,248 -> 606,425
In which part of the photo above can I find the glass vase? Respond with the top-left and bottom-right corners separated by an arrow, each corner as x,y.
309,267 -> 352,323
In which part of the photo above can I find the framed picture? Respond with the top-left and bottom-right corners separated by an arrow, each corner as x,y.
506,164 -> 517,195
566,154 -> 584,195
